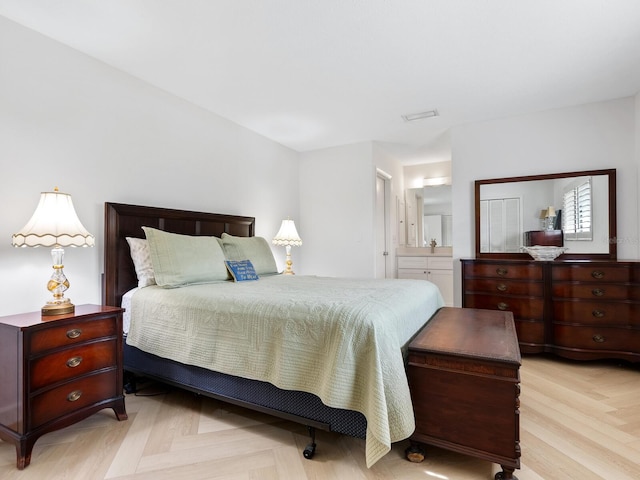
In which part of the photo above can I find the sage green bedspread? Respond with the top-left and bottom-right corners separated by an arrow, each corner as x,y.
127,275 -> 444,467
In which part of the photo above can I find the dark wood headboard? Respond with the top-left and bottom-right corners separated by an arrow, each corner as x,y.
103,202 -> 255,307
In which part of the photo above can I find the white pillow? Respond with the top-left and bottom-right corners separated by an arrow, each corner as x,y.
126,237 -> 156,287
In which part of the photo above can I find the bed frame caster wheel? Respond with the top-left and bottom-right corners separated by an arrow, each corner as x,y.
303,442 -> 316,459
405,442 -> 425,463
303,426 -> 316,459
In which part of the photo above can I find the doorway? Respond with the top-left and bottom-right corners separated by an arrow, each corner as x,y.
376,170 -> 391,278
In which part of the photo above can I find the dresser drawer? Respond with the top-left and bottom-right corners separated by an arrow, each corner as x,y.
552,284 -> 640,300
464,263 -> 543,280
30,369 -> 118,429
464,278 -> 543,296
514,320 -> 545,345
29,317 -> 117,354
553,325 -> 640,352
463,294 -> 544,320
551,265 -> 639,283
29,339 -> 117,391
398,257 -> 428,269
553,301 -> 640,327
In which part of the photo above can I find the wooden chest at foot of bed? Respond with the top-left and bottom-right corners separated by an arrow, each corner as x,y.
406,307 -> 522,480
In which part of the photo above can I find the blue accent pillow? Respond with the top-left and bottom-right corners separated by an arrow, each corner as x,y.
225,260 -> 259,282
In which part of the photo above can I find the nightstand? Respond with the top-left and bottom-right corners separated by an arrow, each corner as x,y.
0,304 -> 128,469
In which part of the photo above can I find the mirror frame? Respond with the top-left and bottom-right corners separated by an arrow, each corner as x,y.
475,169 -> 617,260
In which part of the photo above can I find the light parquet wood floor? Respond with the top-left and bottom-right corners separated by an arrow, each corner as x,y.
1,355 -> 638,480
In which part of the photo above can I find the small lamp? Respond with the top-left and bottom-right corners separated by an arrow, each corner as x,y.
12,188 -> 95,315
545,206 -> 556,231
272,219 -> 302,275
539,209 -> 548,230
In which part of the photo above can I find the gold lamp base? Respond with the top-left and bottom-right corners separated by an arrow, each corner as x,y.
42,246 -> 75,316
283,247 -> 295,275
42,299 -> 75,316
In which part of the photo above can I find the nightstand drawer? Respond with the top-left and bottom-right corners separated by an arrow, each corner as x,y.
29,317 -> 117,354
30,339 -> 117,391
30,369 -> 118,429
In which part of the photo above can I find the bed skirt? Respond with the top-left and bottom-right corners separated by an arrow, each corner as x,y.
123,338 -> 367,439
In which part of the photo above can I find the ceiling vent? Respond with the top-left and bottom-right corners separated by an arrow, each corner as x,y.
401,109 -> 439,122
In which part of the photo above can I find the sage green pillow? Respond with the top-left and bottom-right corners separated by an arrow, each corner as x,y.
142,227 -> 228,288
220,233 -> 278,275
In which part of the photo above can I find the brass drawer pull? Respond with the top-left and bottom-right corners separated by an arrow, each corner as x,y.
67,390 -> 83,402
66,328 -> 82,339
592,288 -> 605,297
496,283 -> 507,292
592,334 -> 605,343
591,270 -> 605,279
592,310 -> 605,318
496,268 -> 508,277
497,302 -> 509,311
66,356 -> 83,368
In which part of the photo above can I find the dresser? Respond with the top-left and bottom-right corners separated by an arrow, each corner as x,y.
462,259 -> 640,362
407,307 -> 521,480
0,304 -> 128,469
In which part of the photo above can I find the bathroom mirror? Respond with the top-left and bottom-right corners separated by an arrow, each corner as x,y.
475,169 -> 616,260
405,185 -> 452,247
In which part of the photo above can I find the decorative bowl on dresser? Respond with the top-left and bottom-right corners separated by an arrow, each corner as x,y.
0,304 -> 128,469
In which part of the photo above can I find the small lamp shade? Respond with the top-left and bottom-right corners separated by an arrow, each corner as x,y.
12,188 -> 94,315
12,190 -> 94,248
272,219 -> 302,247
545,206 -> 556,218
272,219 -> 302,275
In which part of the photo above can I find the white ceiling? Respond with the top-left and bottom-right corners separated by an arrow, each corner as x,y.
2,1 -> 640,164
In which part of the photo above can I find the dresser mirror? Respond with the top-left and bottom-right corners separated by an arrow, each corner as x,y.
475,169 -> 616,260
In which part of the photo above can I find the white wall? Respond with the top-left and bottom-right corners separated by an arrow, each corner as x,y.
298,142 -> 375,277
451,97 -> 637,305
0,17 -> 299,316
297,141 -> 404,278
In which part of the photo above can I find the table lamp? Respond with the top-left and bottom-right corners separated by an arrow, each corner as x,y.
12,187 -> 95,315
272,219 -> 302,275
545,206 -> 556,231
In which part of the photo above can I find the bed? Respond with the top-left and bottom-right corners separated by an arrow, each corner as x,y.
102,202 -> 444,467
